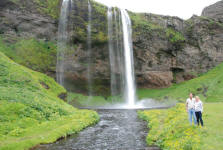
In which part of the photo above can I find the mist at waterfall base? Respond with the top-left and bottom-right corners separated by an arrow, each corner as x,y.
56,0 -> 176,109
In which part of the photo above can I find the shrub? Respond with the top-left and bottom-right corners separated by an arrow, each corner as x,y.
165,28 -> 185,44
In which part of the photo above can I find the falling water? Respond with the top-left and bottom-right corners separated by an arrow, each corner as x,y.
87,0 -> 93,97
114,9 -> 124,95
107,7 -> 119,97
56,0 -> 71,86
121,9 -> 137,107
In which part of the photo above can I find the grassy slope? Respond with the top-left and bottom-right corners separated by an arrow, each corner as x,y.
0,37 -> 56,73
202,103 -> 223,149
0,52 -> 99,150
138,103 -> 223,150
138,62 -> 223,102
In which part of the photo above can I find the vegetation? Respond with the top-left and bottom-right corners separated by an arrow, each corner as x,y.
138,103 -> 223,150
0,37 -> 56,73
199,16 -> 223,29
0,52 -> 99,149
91,1 -> 108,44
34,0 -> 60,19
165,28 -> 185,44
137,62 -> 223,102
129,12 -> 164,37
68,92 -> 110,107
91,0 -> 107,17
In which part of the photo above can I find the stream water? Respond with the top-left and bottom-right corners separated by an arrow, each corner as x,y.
36,110 -> 160,150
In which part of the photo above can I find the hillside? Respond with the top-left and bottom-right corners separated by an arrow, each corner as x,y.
0,52 -> 99,150
138,62 -> 223,102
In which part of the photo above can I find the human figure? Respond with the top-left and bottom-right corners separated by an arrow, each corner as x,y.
195,96 -> 204,126
186,93 -> 197,125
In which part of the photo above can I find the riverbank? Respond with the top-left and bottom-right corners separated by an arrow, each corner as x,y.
138,103 -> 223,150
35,109 -> 160,150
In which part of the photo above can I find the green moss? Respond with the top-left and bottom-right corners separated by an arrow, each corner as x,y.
34,0 -> 60,19
91,0 -> 107,17
92,31 -> 108,45
165,28 -> 185,44
0,37 -> 57,73
138,62 -> 223,102
9,0 -> 20,3
0,52 -> 99,149
199,16 -> 223,30
129,12 -> 164,37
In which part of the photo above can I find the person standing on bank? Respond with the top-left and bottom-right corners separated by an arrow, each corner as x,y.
186,93 -> 197,125
195,96 -> 204,126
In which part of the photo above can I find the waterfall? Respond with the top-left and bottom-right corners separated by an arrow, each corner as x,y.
87,0 -> 93,97
107,7 -> 136,106
107,7 -> 119,97
57,1 -> 137,107
56,0 -> 71,86
120,9 -> 137,107
114,9 -> 124,96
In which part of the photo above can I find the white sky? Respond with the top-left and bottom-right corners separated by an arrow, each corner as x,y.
94,0 -> 220,19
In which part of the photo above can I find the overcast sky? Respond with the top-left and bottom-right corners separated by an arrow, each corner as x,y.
94,0 -> 220,19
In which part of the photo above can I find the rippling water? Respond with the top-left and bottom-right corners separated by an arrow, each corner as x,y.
36,110 -> 160,150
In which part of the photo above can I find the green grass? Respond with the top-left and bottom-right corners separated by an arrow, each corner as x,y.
67,92 -> 124,107
138,103 -> 223,150
0,37 -> 56,73
137,62 -> 223,102
0,52 -> 99,150
201,103 -> 223,149
68,92 -> 110,107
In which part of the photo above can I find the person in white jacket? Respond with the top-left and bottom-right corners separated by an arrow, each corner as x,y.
195,96 -> 204,126
186,93 -> 197,125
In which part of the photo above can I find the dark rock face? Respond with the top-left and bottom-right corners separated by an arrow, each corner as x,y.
133,13 -> 223,87
137,71 -> 173,88
0,0 -> 57,42
0,0 -> 223,92
202,0 -> 223,22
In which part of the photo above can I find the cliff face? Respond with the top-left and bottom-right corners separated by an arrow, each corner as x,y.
0,0 -> 223,95
202,0 -> 223,22
132,12 -> 223,88
0,0 -> 58,42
